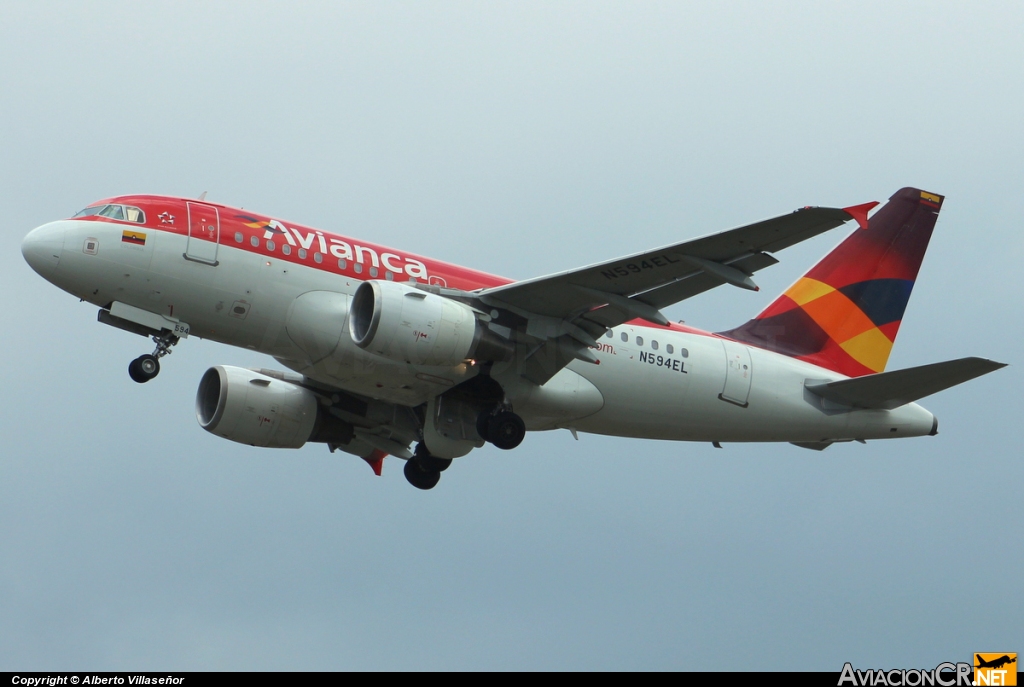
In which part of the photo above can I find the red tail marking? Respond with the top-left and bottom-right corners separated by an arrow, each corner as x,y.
842,201 -> 880,230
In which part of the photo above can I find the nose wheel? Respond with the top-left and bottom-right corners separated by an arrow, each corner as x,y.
128,330 -> 179,384
128,354 -> 160,383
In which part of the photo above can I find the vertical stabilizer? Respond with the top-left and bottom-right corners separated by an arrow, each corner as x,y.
719,187 -> 943,377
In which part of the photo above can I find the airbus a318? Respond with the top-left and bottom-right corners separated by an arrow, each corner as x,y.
21,187 -> 1004,489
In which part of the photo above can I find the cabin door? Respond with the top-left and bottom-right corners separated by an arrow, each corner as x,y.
185,202 -> 220,265
719,339 -> 752,407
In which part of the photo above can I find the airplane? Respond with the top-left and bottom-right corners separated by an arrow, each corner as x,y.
976,655 -> 1016,670
21,187 -> 1006,489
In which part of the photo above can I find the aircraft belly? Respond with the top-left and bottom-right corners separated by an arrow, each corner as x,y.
501,366 -> 605,430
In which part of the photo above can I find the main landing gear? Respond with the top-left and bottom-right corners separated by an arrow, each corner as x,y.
128,330 -> 180,384
402,409 -> 526,489
477,410 -> 526,450
403,443 -> 452,490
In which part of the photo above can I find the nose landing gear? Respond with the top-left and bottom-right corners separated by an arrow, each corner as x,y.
128,330 -> 180,383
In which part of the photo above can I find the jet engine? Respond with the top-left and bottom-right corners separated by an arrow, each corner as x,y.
196,366 -> 353,448
348,280 -> 513,367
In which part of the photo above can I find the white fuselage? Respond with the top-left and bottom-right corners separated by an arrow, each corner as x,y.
24,218 -> 937,446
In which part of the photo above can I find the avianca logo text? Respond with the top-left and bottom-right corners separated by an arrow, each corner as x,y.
245,216 -> 430,280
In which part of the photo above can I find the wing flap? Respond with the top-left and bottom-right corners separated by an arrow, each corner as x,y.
805,357 -> 1006,410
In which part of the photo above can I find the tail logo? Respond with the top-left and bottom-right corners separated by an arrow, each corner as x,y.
775,276 -> 909,373
720,187 -> 942,378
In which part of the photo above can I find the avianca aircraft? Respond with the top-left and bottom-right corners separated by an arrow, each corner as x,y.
21,187 -> 1005,489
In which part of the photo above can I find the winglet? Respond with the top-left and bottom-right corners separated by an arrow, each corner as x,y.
362,449 -> 386,476
842,201 -> 879,230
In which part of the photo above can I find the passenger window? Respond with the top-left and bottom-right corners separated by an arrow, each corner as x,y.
354,263 -> 363,274
124,206 -> 145,223
267,240 -> 276,251
666,344 -> 674,354
234,232 -> 243,243
680,348 -> 689,358
338,259 -> 347,269
636,336 -> 644,346
282,245 -> 292,256
250,236 -> 259,247
99,205 -> 125,220
620,332 -> 628,342
385,271 -> 394,281
369,266 -> 378,277
606,330 -> 613,338
651,340 -> 659,350
314,252 -> 323,263
298,248 -> 307,259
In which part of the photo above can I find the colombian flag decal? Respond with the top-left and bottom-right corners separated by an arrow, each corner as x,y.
121,230 -> 147,246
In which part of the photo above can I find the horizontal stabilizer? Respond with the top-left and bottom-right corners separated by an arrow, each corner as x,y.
806,357 -> 1006,410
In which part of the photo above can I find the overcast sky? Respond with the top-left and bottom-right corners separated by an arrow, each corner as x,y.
1,1 -> 1020,671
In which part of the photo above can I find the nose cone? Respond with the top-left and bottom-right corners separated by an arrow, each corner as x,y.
22,221 -> 66,279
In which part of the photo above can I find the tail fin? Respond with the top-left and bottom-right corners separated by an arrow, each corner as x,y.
719,187 -> 943,377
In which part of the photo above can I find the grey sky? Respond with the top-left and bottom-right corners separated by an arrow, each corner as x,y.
1,1 -> 1020,670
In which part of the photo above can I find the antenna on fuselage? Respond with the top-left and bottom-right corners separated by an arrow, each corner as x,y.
198,191 -> 208,201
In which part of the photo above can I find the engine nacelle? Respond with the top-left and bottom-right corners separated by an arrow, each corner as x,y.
196,366 -> 353,448
348,280 -> 512,367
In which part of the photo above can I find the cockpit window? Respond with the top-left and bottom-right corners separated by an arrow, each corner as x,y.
99,204 -> 125,220
73,204 -> 145,223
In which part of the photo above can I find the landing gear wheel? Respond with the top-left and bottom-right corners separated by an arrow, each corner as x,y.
404,458 -> 441,490
487,411 -> 526,450
414,443 -> 452,472
420,455 -> 452,472
128,354 -> 160,383
128,330 -> 180,384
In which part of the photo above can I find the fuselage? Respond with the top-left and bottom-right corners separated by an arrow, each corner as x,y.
21,194 -> 937,445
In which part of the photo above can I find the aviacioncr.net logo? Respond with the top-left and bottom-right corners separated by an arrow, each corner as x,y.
974,654 -> 1017,686
839,662 -> 973,687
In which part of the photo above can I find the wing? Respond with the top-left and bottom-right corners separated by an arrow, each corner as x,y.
477,204 -> 861,384
256,367 -> 419,471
